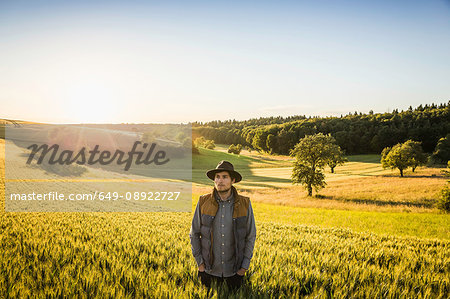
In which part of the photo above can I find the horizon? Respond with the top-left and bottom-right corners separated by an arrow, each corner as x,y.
2,100 -> 447,125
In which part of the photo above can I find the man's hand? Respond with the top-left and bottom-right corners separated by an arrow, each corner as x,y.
198,263 -> 205,272
236,268 -> 246,276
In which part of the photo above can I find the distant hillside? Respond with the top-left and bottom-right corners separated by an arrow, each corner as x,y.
191,102 -> 449,155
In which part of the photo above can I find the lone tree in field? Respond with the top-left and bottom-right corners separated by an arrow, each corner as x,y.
327,144 -> 347,173
430,133 -> 450,165
404,140 -> 427,172
381,140 -> 427,177
290,133 -> 341,196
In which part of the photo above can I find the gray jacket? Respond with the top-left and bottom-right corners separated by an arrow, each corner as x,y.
189,187 -> 256,277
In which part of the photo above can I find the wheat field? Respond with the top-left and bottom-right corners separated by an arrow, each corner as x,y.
1,140 -> 449,298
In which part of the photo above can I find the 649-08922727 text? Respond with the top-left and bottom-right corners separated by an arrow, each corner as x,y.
9,191 -> 181,201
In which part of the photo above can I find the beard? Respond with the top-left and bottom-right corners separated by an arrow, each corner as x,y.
216,186 -> 231,193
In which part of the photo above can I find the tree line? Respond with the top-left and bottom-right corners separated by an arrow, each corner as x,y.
191,102 -> 449,156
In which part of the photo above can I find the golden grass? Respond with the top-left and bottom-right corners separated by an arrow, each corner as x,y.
2,138 -> 448,213
231,177 -> 445,213
192,156 -> 447,213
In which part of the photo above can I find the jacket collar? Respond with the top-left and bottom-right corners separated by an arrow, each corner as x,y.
214,188 -> 234,203
211,185 -> 240,205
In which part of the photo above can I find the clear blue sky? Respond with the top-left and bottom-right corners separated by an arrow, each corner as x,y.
1,0 -> 449,123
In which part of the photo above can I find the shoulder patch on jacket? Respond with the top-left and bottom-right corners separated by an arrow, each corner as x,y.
199,193 -> 212,205
233,195 -> 250,218
237,195 -> 250,209
199,192 -> 218,216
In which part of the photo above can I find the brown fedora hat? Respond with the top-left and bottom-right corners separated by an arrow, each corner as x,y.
206,160 -> 242,183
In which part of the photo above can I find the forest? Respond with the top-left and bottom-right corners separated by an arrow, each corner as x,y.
191,102 -> 449,155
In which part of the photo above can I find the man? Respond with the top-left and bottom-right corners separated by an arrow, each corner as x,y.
189,160 -> 257,290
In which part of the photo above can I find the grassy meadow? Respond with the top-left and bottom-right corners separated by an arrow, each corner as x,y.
1,139 -> 449,298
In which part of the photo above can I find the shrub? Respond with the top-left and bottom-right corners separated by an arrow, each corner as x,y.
194,137 -> 215,150
437,185 -> 450,212
228,144 -> 242,155
194,137 -> 206,148
204,140 -> 215,150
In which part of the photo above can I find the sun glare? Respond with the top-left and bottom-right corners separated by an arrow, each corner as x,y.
62,81 -> 119,123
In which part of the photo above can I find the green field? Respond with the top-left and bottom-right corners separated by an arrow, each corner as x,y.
1,141 -> 449,298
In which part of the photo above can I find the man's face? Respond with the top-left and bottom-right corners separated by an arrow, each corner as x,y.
214,171 -> 235,192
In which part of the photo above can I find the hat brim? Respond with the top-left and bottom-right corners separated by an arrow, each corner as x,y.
206,169 -> 242,183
